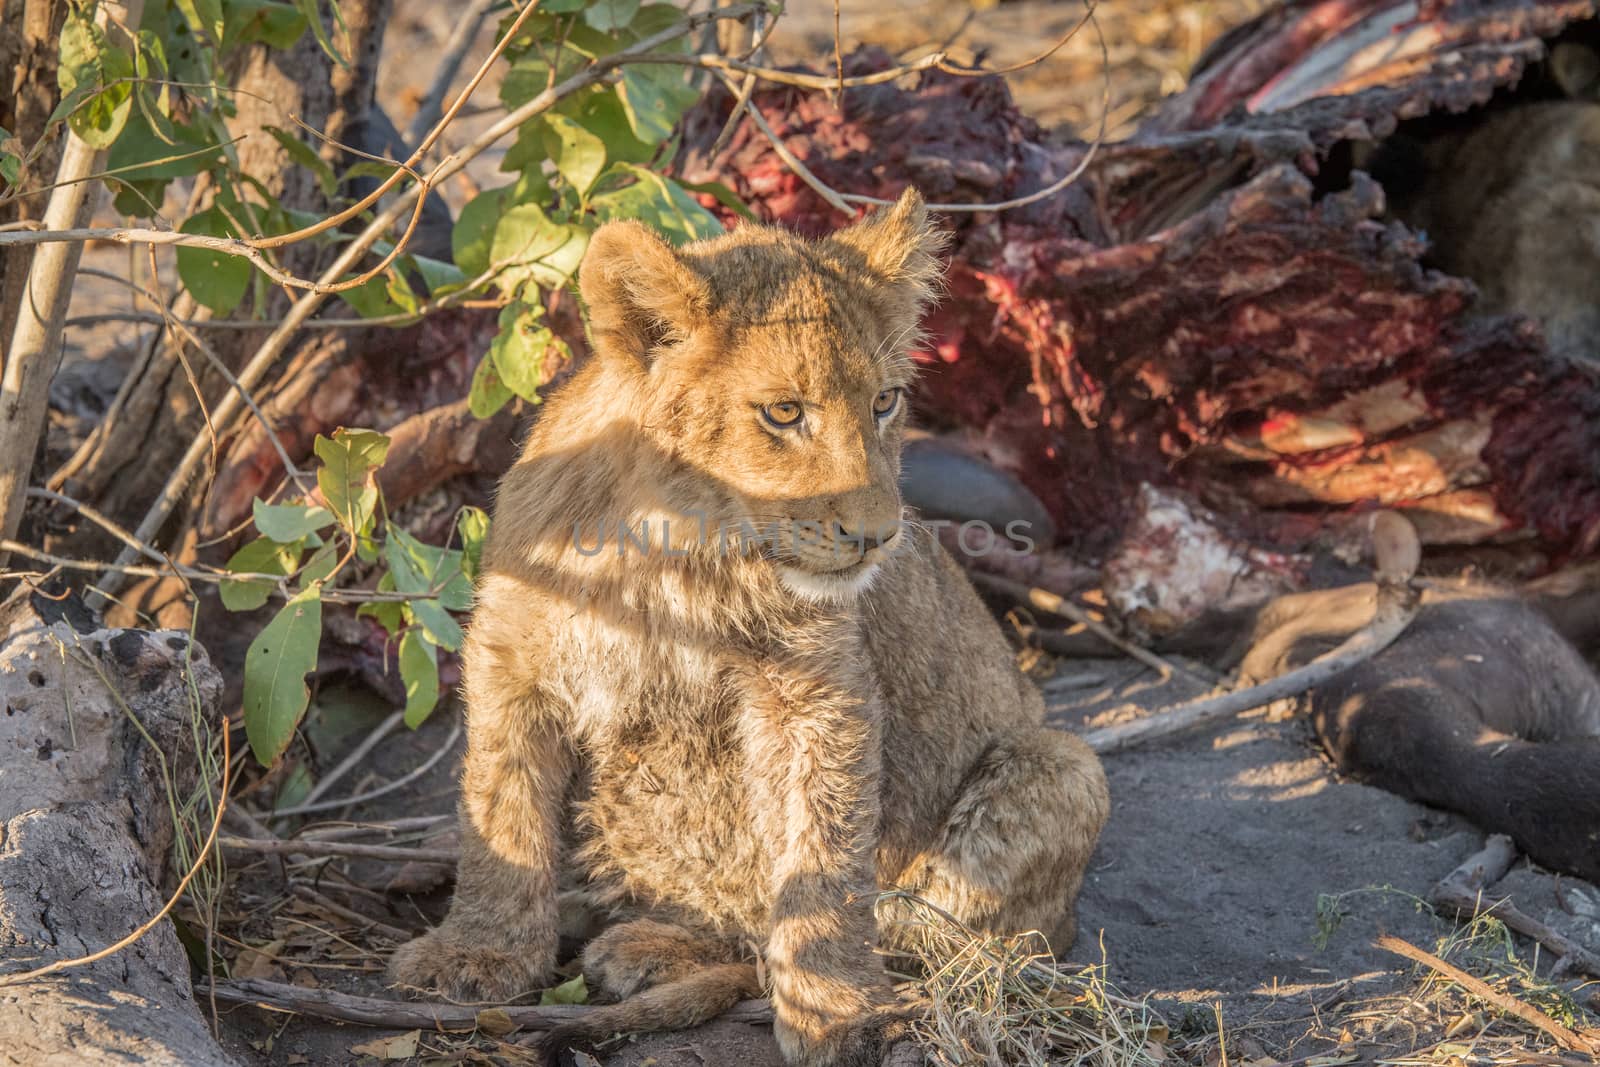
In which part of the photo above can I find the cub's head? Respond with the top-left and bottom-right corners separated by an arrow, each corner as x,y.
579,188 -> 944,603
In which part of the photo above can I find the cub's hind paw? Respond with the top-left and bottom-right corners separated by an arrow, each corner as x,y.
387,929 -> 548,1003
581,918 -> 725,999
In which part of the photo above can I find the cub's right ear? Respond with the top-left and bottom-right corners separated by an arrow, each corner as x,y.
578,220 -> 711,366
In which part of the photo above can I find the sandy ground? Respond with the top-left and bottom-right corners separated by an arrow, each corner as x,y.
211,653 -> 1600,1066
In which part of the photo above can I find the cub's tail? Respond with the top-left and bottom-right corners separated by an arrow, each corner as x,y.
536,962 -> 761,1065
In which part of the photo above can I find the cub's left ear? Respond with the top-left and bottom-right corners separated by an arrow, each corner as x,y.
831,188 -> 947,329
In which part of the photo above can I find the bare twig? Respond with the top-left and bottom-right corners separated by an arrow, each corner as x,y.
292,710 -> 404,814
718,70 -> 853,214
0,540 -> 444,604
290,884 -> 411,943
273,715 -> 464,818
1430,836 -> 1600,980
0,726 -> 230,986
202,976 -> 773,1031
221,835 -> 460,864
1376,933 -> 1598,1054
297,815 -> 451,840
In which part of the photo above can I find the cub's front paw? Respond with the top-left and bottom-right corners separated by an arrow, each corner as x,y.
387,928 -> 550,1003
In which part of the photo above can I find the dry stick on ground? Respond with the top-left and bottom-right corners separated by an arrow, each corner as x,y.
297,814 -> 452,840
289,884 -> 412,943
289,710 -> 404,815
203,976 -> 775,1031
1375,934 -> 1599,1055
221,835 -> 460,864
272,715 -> 464,818
1080,576 -> 1420,754
1430,835 -> 1600,980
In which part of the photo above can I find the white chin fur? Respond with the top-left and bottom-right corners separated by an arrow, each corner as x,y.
778,563 -> 880,604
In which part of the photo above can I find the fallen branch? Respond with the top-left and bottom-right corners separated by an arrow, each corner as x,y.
1081,575 -> 1420,754
220,835 -> 460,865
1430,836 -> 1600,980
201,976 -> 774,1032
1375,933 -> 1599,1055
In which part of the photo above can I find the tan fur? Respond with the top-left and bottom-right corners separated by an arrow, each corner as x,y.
386,190 -> 1109,1065
1390,100 -> 1600,365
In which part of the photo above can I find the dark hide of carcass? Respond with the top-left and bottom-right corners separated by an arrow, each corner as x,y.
674,0 -> 1600,584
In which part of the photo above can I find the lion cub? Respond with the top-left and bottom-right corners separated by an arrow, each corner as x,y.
388,190 -> 1109,1065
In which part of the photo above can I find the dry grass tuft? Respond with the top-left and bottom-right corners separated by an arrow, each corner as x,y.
878,891 -> 1169,1067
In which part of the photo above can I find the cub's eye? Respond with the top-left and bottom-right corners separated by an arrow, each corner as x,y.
872,388 -> 902,419
761,401 -> 804,429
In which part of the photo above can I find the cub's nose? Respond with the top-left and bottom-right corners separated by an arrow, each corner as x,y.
833,520 -> 903,552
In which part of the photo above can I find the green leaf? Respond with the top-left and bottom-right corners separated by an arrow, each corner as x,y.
177,207 -> 252,314
584,0 -> 639,31
74,83 -> 136,149
468,352 -> 514,419
488,302 -> 555,402
491,202 -> 590,293
105,112 -> 220,183
500,47 -> 591,110
290,0 -> 348,67
174,0 -> 226,45
615,67 -> 697,145
357,597 -> 405,635
338,273 -> 404,319
221,535 -> 302,611
298,539 -> 340,587
457,507 -> 489,582
540,975 -> 590,1006
58,8 -> 138,150
557,88 -> 656,166
385,269 -> 420,315
252,498 -> 334,542
273,760 -> 314,812
58,7 -> 108,97
409,254 -> 467,294
383,530 -> 467,649
222,0 -> 307,49
243,587 -> 323,765
592,167 -> 723,244
451,187 -> 509,279
542,114 -> 607,197
313,428 -> 391,535
386,527 -> 473,612
398,629 -> 440,728
410,598 -> 462,651
263,125 -> 336,198
0,127 -> 19,187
